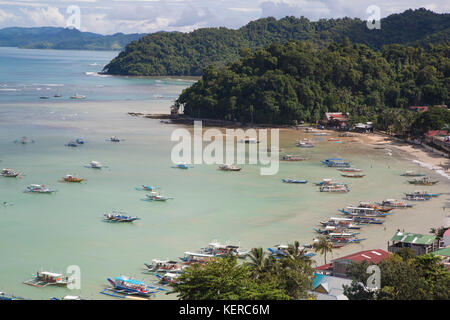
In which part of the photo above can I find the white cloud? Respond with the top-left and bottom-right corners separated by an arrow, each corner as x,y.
20,6 -> 66,27
0,9 -> 16,23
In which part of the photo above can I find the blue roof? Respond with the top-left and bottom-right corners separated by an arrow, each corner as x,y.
312,273 -> 328,289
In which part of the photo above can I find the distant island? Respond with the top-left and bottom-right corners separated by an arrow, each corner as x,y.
0,27 -> 147,51
103,8 -> 450,76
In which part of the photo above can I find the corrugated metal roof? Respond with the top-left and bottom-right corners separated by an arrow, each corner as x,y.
431,247 -> 450,257
391,231 -> 436,245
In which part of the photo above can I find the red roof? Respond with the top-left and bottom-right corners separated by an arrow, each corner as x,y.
444,229 -> 450,237
315,263 -> 332,271
426,130 -> 449,137
332,249 -> 390,264
409,106 -> 428,112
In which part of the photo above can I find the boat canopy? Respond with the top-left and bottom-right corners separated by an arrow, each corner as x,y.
115,276 -> 146,286
184,251 -> 215,258
39,271 -> 63,277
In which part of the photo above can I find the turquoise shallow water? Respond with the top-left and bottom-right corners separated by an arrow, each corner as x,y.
0,48 -> 449,300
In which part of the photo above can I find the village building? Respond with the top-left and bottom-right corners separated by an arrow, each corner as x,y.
388,231 -> 438,256
315,249 -> 390,278
322,112 -> 349,129
310,273 -> 354,300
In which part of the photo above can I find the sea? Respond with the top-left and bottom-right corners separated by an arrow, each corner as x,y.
0,47 -> 448,300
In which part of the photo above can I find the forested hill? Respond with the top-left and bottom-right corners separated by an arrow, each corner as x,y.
176,40 -> 449,128
0,27 -> 146,50
103,8 -> 450,76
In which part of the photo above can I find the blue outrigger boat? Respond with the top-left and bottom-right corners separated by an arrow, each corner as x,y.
135,185 -> 157,191
100,276 -> 167,299
282,179 -> 307,184
321,158 -> 352,168
172,163 -> 189,169
0,292 -> 26,300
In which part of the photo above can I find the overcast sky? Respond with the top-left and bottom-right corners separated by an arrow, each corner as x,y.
0,0 -> 448,35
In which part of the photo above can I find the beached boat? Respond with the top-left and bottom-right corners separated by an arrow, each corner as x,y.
320,184 -> 350,193
218,164 -> 241,171
60,174 -> 84,183
321,158 -> 352,168
408,177 -> 439,186
352,216 -> 384,225
404,194 -> 432,201
339,206 -> 389,217
24,271 -> 72,287
103,212 -> 139,222
144,260 -> 186,273
282,178 -> 308,184
319,217 -> 361,229
341,173 -> 365,178
70,93 -> 86,99
313,226 -> 356,235
1,168 -> 19,177
24,184 -> 55,193
378,199 -> 414,208
88,161 -> 102,169
297,142 -> 314,148
338,133 -> 356,137
281,155 -> 308,161
400,171 -> 425,177
405,191 -> 440,198
338,168 -> 362,172
357,202 -> 393,213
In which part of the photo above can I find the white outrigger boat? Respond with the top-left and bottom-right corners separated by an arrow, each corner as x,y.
179,252 -> 215,264
70,93 -> 86,99
320,184 -> 350,193
1,168 -> 20,177
218,164 -> 241,171
24,271 -> 72,287
200,240 -> 249,258
377,199 -> 414,208
88,160 -> 102,169
145,191 -> 172,201
144,259 -> 186,273
24,184 -> 55,193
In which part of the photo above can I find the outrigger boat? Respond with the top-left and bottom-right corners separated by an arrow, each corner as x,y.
24,184 -> 55,193
1,168 -> 20,177
400,171 -> 425,177
339,206 -> 390,217
135,185 -> 156,191
0,292 -> 25,300
239,138 -> 259,144
352,216 -> 384,225
179,252 -> 215,265
87,160 -> 102,169
155,272 -> 180,285
172,163 -> 189,169
144,260 -> 186,273
377,199 -> 414,208
319,217 -> 364,228
404,194 -> 432,201
338,168 -> 362,172
106,136 -> 123,142
103,212 -> 139,222
24,271 -> 72,287
320,184 -> 350,193
405,191 -> 440,198
200,241 -> 249,258
314,178 -> 349,186
101,276 -> 164,299
297,142 -> 314,148
267,244 -> 315,258
321,158 -> 351,168
341,173 -> 365,178
357,202 -> 393,213
408,177 -> 439,186
65,140 -> 78,147
282,178 -> 307,184
218,164 -> 241,171
281,155 -> 308,161
14,136 -> 34,144
70,93 -> 86,99
60,174 -> 84,183
145,191 -> 172,201
313,226 -> 357,235
75,138 -> 85,144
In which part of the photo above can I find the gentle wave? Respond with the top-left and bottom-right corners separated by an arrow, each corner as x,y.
412,160 -> 450,180
84,72 -> 110,78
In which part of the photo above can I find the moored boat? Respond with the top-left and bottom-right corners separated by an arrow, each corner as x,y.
405,191 -> 440,198
102,276 -> 157,298
65,140 -> 78,147
320,184 -> 350,193
172,163 -> 189,169
341,173 -> 365,178
24,271 -> 72,287
24,184 -> 55,193
106,136 -> 123,142
338,168 -> 362,172
408,177 -> 439,186
179,252 -> 215,264
282,178 -> 308,184
70,93 -> 86,99
281,155 -> 308,161
144,260 -> 186,273
321,158 -> 352,168
60,175 -> 84,183
103,212 -> 139,222
145,191 -> 171,201
218,164 -> 241,171
377,199 -> 414,208
1,168 -> 20,177
400,171 -> 425,177
88,161 -> 102,169
404,194 -> 432,201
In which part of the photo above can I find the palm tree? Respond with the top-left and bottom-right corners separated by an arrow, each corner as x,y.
313,236 -> 333,265
246,247 -> 267,279
287,241 -> 308,260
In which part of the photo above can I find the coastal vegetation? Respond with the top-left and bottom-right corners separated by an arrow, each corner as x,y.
343,249 -> 450,300
103,9 -> 450,76
0,27 -> 145,50
176,40 -> 449,131
170,242 -> 315,300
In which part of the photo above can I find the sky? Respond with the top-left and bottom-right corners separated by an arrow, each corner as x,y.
0,0 -> 448,35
